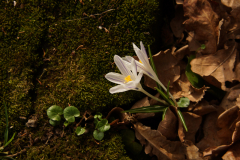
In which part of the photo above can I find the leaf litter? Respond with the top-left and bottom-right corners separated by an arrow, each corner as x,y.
108,0 -> 240,159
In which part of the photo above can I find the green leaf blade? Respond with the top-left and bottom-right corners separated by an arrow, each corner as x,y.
185,55 -> 205,89
177,110 -> 188,132
93,130 -> 104,141
75,127 -> 85,136
177,97 -> 190,108
122,105 -> 168,113
63,106 -> 80,122
47,105 -> 63,121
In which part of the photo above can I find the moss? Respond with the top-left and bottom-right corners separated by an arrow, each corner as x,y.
18,132 -> 131,160
0,0 -> 159,158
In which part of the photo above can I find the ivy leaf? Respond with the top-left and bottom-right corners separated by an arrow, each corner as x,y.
63,106 -> 80,122
94,112 -> 102,120
75,127 -> 85,136
96,119 -> 110,132
49,119 -> 60,126
99,124 -> 110,132
47,105 -> 63,121
93,130 -> 104,141
64,121 -> 72,127
177,97 -> 190,108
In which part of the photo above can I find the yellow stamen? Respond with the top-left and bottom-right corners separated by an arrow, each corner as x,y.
124,75 -> 132,83
139,60 -> 142,63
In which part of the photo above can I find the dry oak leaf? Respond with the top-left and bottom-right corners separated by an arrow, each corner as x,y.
196,112 -> 222,151
178,112 -> 202,143
216,106 -> 240,148
221,0 -> 240,20
219,83 -> 240,111
222,142 -> 240,160
144,49 -> 180,89
191,99 -> 217,116
184,140 -> 203,160
172,45 -> 191,63
204,121 -> 240,157
134,122 -> 186,160
200,104 -> 240,157
183,0 -> 219,55
190,43 -> 238,91
157,108 -> 178,140
170,73 -> 208,102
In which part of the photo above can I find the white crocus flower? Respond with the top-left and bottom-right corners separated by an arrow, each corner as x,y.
105,55 -> 168,105
122,42 -> 167,92
123,42 -> 177,105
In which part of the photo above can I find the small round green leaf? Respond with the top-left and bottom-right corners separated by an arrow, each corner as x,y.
93,130 -> 104,141
75,127 -> 85,136
47,105 -> 63,121
99,124 -> 110,132
63,106 -> 80,122
49,119 -> 60,126
94,112 -> 102,120
96,119 -> 108,129
64,121 -> 72,127
177,97 -> 190,108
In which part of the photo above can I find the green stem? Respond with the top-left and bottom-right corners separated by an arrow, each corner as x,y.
140,88 -> 168,105
147,45 -> 177,106
148,45 -> 161,90
155,87 -> 174,106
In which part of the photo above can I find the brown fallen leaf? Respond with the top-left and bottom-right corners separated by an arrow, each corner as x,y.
184,140 -> 203,160
190,42 -> 238,91
217,106 -> 239,129
172,45 -> 191,62
219,84 -> 240,111
134,122 -> 186,160
196,112 -> 221,151
178,112 -> 202,143
191,99 -> 217,116
204,121 -> 240,157
170,73 -> 208,102
157,108 -> 178,140
222,142 -> 240,160
183,0 -> 219,55
199,99 -> 240,157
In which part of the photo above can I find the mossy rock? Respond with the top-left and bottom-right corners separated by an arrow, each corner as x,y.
1,0 -> 160,158
13,131 -> 131,160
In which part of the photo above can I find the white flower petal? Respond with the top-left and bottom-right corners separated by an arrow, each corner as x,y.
135,62 -> 155,78
135,71 -> 143,83
131,58 -> 137,78
114,55 -> 132,77
122,56 -> 133,62
105,72 -> 125,85
140,41 -> 148,60
133,43 -> 149,67
109,85 -> 128,94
